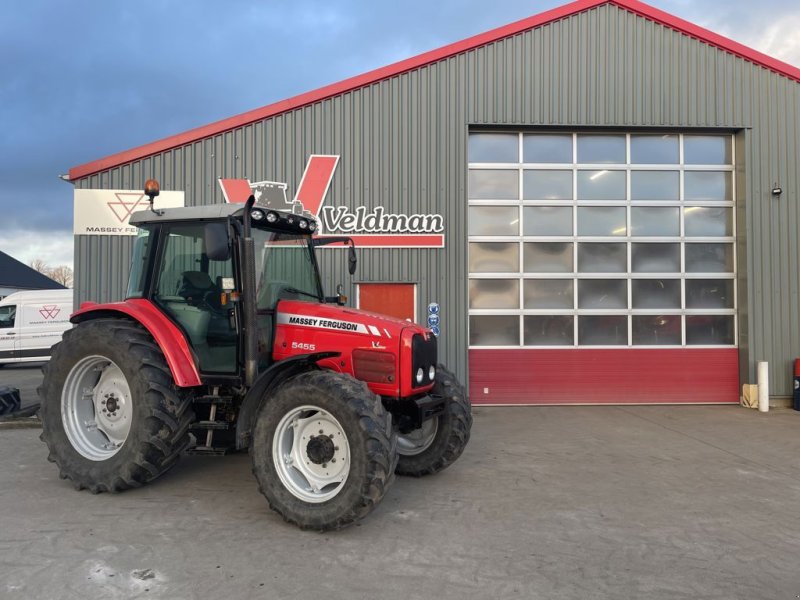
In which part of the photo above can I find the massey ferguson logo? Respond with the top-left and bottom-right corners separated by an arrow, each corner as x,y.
74,188 -> 184,236
39,305 -> 61,320
276,313 -> 369,334
106,193 -> 147,223
218,155 -> 445,248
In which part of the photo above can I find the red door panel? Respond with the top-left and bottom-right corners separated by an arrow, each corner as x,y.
358,284 -> 416,322
469,348 -> 739,405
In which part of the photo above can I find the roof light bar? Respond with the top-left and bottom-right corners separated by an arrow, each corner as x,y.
250,206 -> 316,235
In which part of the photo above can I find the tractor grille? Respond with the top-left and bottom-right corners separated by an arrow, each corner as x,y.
411,333 -> 437,388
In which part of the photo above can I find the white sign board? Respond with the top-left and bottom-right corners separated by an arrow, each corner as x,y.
74,189 -> 185,235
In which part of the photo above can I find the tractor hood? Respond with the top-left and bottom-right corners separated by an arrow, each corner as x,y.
274,299 -> 428,341
272,300 -> 437,398
272,299 -> 437,398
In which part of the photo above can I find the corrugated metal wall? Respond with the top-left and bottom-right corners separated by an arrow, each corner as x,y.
74,3 -> 800,394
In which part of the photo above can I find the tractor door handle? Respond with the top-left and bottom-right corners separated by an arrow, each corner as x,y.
4,332 -> 14,336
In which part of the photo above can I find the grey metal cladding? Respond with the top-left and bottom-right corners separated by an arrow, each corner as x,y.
73,4 -> 800,394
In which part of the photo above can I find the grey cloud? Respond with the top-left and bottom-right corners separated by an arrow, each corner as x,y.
0,0 -> 796,249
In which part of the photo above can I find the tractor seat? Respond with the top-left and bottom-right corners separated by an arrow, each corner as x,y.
179,271 -> 221,309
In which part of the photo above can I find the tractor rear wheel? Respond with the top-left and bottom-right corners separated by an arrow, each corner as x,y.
250,370 -> 397,531
39,319 -> 194,493
396,364 -> 472,476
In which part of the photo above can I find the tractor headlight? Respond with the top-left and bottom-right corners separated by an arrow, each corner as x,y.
251,209 -> 265,221
416,368 -> 424,384
308,220 -> 317,231
266,211 -> 278,223
429,366 -> 436,381
299,219 -> 308,229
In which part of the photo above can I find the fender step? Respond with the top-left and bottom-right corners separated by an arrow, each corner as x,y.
190,421 -> 230,430
192,395 -> 234,405
186,445 -> 230,456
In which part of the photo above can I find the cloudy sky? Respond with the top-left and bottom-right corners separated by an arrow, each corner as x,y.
1,0 -> 798,271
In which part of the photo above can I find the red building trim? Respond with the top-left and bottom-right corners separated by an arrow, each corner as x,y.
315,234 -> 444,248
69,0 -> 800,181
469,348 -> 740,405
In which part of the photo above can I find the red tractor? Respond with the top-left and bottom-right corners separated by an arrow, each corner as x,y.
39,180 -> 471,530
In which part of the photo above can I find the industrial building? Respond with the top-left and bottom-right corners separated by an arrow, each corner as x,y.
67,0 -> 800,405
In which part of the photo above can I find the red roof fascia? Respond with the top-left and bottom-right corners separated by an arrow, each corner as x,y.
68,0 -> 800,181
615,0 -> 800,83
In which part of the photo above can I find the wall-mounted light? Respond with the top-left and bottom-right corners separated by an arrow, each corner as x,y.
772,184 -> 783,197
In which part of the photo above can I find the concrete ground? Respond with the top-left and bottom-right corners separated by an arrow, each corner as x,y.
1,366 -> 800,599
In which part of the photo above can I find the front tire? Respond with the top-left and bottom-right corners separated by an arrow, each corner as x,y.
39,319 -> 194,493
250,370 -> 397,531
396,364 -> 472,476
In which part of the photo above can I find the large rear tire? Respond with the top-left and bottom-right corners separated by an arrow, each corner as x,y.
250,370 -> 397,531
396,364 -> 472,476
39,319 -> 194,493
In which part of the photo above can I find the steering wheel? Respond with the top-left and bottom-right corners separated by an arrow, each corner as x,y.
199,290 -> 226,314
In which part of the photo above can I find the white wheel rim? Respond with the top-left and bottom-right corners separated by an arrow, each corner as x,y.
397,417 -> 438,456
272,405 -> 350,504
61,355 -> 133,461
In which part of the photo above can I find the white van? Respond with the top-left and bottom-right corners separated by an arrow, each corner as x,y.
0,289 -> 73,367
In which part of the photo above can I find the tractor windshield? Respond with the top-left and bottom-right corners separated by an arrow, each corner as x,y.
252,230 -> 323,311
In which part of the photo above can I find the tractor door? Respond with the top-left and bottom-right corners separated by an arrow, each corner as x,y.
251,230 -> 324,368
152,222 -> 238,374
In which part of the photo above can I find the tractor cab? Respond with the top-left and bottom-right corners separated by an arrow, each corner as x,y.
128,201 -> 327,377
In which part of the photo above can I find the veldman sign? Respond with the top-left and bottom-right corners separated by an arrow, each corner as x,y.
74,189 -> 185,235
219,155 -> 445,248
321,207 -> 443,234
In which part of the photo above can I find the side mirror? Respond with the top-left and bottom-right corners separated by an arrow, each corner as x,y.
311,236 -> 358,275
205,222 -> 231,261
348,244 -> 357,275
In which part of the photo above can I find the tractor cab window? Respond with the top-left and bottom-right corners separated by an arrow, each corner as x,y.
253,231 -> 322,311
153,223 -> 237,373
127,227 -> 152,299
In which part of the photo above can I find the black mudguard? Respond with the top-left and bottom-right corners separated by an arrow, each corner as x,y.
235,352 -> 340,449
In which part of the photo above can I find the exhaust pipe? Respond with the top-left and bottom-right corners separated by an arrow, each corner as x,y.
242,195 -> 259,387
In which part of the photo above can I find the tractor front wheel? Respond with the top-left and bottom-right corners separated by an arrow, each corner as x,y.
39,319 -> 194,493
250,370 -> 397,530
396,364 -> 472,476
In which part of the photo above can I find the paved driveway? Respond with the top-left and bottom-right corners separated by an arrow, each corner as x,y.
2,400 -> 800,599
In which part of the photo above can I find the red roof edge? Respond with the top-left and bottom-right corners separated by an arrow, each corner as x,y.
614,0 -> 800,82
68,0 -> 800,181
